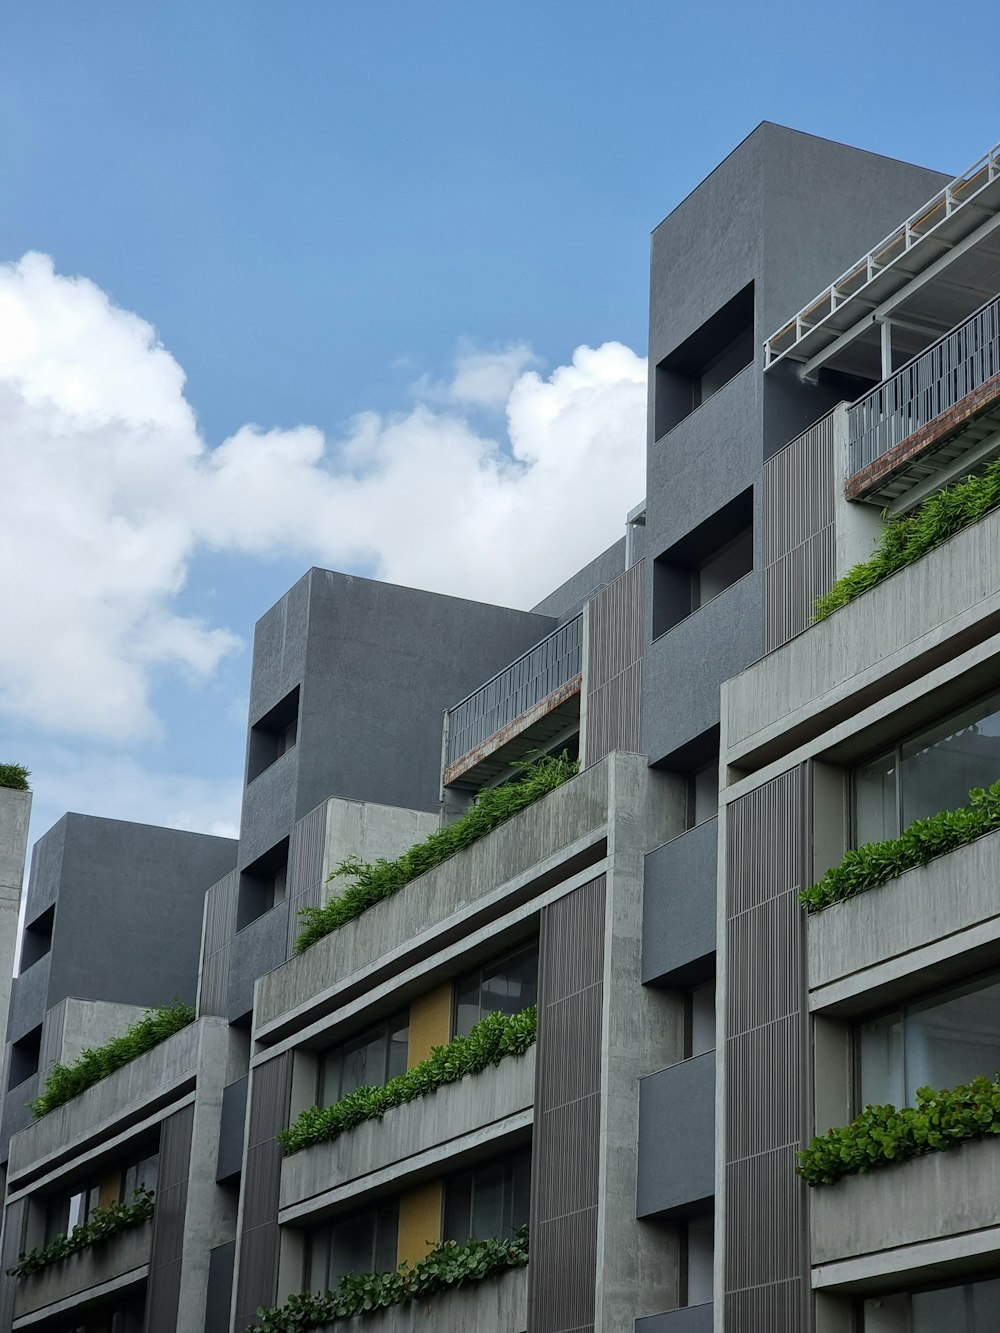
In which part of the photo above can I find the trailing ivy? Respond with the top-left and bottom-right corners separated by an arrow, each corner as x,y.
31,1002 -> 196,1119
0,763 -> 30,792
800,779 -> 1000,913
279,1007 -> 536,1155
813,456 -> 1000,622
294,753 -> 578,953
7,1187 -> 154,1278
799,1077 -> 1000,1187
251,1227 -> 529,1331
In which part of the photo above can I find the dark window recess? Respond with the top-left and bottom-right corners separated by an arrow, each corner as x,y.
654,283 -> 755,438
686,760 -> 719,830
20,905 -> 54,973
453,943 -> 538,1039
8,1024 -> 42,1091
444,1146 -> 531,1244
860,1273 -> 1000,1329
683,980 -> 716,1059
236,837 -> 289,930
247,686 -> 300,784
679,1211 -> 714,1307
305,1199 -> 399,1291
652,489 -> 754,637
317,1010 -> 409,1108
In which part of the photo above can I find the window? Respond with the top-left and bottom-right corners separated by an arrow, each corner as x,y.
857,972 -> 1000,1111
679,1212 -> 714,1307
686,761 -> 719,829
652,490 -> 754,637
247,686 -> 300,784
237,837 -> 290,929
8,1025 -> 41,1091
685,981 -> 716,1059
46,1181 -> 100,1242
861,1274 -> 1000,1331
121,1150 -> 159,1200
453,943 -> 538,1039
20,906 -> 54,973
44,1148 -> 159,1243
854,690 -> 1000,845
317,1011 -> 409,1107
443,1147 -> 531,1244
305,1200 -> 399,1292
653,283 -> 755,438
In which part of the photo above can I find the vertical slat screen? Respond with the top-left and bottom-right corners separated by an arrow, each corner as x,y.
723,768 -> 811,1333
584,560 -> 644,765
144,1103 -> 194,1333
234,1053 -> 292,1331
284,804 -> 327,958
528,875 -> 606,1333
762,413 -> 836,653
0,1198 -> 26,1330
199,871 -> 237,1017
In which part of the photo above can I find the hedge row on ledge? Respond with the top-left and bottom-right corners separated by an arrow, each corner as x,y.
278,1006 -> 536,1155
813,455 -> 1000,621
799,779 -> 1000,913
251,1228 -> 528,1331
294,753 -> 578,954
8,1187 -> 154,1278
31,1002 -> 195,1119
799,1077 -> 1000,1187
0,763 -> 30,792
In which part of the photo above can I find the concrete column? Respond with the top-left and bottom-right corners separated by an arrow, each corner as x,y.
0,789 -> 31,1045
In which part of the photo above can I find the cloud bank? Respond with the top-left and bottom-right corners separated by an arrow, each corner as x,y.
0,252 -> 646,742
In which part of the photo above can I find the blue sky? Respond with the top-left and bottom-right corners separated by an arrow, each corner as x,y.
0,0 -> 997,853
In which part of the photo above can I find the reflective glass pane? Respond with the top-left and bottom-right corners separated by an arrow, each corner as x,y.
454,974 -> 482,1038
469,1160 -> 506,1240
480,947 -> 538,1021
901,693 -> 1000,828
968,1276 -> 1000,1330
443,1169 -> 473,1243
305,1229 -> 331,1292
855,752 -> 898,845
341,1029 -> 386,1097
319,1050 -> 343,1107
906,978 -> 1000,1098
511,1149 -> 532,1234
387,1015 -> 409,1083
374,1201 -> 399,1274
859,1012 -> 904,1108
329,1211 -> 377,1284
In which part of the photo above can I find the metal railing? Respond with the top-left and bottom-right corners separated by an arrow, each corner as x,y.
847,293 -> 1000,475
445,615 -> 582,767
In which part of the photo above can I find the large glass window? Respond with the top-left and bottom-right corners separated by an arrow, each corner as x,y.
305,1199 -> 399,1292
316,1011 -> 409,1108
121,1150 -> 158,1200
858,973 -> 1000,1109
46,1181 -> 100,1242
443,1147 -> 531,1244
862,1274 -> 1000,1331
453,944 -> 538,1039
854,691 -> 1000,844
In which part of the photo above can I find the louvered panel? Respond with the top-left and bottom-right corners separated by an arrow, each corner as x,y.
234,1053 -> 291,1331
144,1105 -> 194,1333
584,561 -> 644,765
285,803 -> 329,957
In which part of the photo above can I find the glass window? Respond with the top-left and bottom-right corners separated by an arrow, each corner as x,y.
121,1151 -> 159,1200
317,1011 -> 409,1107
443,1146 -> 531,1244
858,973 -> 1000,1110
454,944 -> 538,1039
305,1200 -> 399,1293
862,1274 -> 1000,1331
46,1182 -> 100,1241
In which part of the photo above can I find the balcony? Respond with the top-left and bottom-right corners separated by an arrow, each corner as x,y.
637,1053 -> 715,1218
443,616 -> 582,789
12,1219 -> 151,1324
310,1265 -> 527,1333
642,819 -> 718,987
847,293 -> 1000,507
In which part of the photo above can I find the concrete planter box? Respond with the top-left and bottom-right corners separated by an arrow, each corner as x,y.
811,1135 -> 1000,1267
255,760 -> 613,1040
281,1048 -> 535,1216
314,1265 -> 527,1333
808,830 -> 1000,1004
13,1218 -> 152,1321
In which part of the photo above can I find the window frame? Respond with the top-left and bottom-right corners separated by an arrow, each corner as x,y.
315,1009 -> 410,1109
451,941 -> 539,1040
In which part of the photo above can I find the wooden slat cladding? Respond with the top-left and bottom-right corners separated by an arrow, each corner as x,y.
284,803 -> 327,958
762,413 -> 835,653
143,1104 -> 194,1333
528,875 -> 606,1333
233,1053 -> 291,1331
585,561 -> 644,765
723,769 -> 811,1333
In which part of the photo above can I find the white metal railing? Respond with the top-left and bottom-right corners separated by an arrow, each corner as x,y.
445,615 -> 582,767
847,293 -> 1000,475
764,141 -> 1000,369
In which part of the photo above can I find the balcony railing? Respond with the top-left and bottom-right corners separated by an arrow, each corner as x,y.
848,292 -> 1000,476
445,615 -> 582,768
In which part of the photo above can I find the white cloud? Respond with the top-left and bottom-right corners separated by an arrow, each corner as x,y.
0,252 -> 647,743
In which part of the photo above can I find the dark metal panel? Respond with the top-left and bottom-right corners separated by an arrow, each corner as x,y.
217,1075 -> 249,1183
585,561 -> 645,765
199,871 -> 237,1017
761,412 -> 835,653
144,1103 -> 194,1333
234,1053 -> 291,1331
722,768 -> 810,1333
642,818 -> 718,987
205,1240 -> 236,1332
637,1052 -> 715,1218
528,876 -> 606,1333
0,1198 -> 26,1332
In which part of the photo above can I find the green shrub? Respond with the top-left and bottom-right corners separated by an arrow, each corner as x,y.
31,1002 -> 196,1119
250,1227 -> 529,1331
294,753 -> 578,953
0,764 -> 30,791
799,1076 -> 1000,1187
813,456 -> 1000,621
7,1187 -> 154,1277
800,779 -> 1000,913
279,1007 -> 536,1155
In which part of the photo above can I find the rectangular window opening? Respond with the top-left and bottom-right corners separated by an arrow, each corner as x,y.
8,1024 -> 42,1091
247,686 -> 300,784
20,905 -> 54,974
316,1010 -> 410,1108
452,942 -> 539,1040
236,837 -> 290,930
654,283 -> 755,439
443,1146 -> 531,1244
653,489 -> 754,638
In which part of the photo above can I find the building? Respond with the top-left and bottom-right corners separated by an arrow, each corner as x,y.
0,123 -> 997,1333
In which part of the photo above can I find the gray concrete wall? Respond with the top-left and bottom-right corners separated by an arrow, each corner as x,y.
12,1217 -> 151,1320
0,789 -> 30,1050
531,538 -> 627,622
312,1265 -> 527,1333
637,1054 -> 716,1218
643,819 -> 718,987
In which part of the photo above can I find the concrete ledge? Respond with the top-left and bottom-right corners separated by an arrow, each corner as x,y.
808,831 -> 1000,1011
314,1264 -> 527,1333
280,1049 -> 535,1216
12,1218 -> 151,1320
636,1303 -> 713,1332
811,1136 -> 1000,1269
255,761 -> 612,1042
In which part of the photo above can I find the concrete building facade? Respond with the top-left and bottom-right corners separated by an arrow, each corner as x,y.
0,124 -> 998,1333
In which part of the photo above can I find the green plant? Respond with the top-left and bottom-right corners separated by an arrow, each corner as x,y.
0,764 -> 30,792
800,779 -> 1000,913
31,1002 -> 196,1119
813,457 -> 1000,622
294,753 -> 578,954
799,1076 -> 1000,1187
279,1007 -> 536,1155
250,1227 -> 529,1331
7,1186 -> 154,1278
